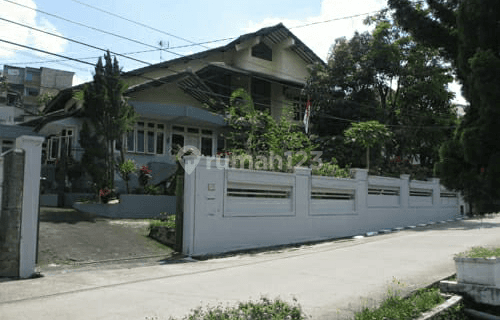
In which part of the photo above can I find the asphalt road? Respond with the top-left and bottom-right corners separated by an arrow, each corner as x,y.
1,214 -> 500,320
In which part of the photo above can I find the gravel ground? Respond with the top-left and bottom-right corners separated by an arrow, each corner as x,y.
37,207 -> 175,274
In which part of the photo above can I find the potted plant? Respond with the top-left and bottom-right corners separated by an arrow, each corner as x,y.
454,247 -> 500,287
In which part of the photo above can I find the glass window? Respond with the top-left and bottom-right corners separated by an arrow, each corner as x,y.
157,124 -> 164,130
202,129 -> 213,135
173,126 -> 184,132
171,134 -> 184,154
187,127 -> 199,134
127,131 -> 134,152
147,122 -> 155,129
137,130 -> 145,153
147,131 -> 155,153
156,132 -> 164,154
51,139 -> 59,159
201,137 -> 213,156
251,42 -> 273,61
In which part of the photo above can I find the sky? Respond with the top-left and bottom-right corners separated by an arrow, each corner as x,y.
0,0 -> 466,105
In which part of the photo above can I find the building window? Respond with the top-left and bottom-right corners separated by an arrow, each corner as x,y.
46,128 -> 74,161
251,78 -> 271,112
252,42 -> 272,61
1,140 -> 14,153
25,87 -> 39,97
285,90 -> 308,121
26,72 -> 33,81
169,125 -> 214,156
126,120 -> 166,155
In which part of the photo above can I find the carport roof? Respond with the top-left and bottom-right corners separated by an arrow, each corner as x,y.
0,124 -> 45,140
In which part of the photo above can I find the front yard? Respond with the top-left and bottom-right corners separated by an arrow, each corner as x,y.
37,207 -> 174,272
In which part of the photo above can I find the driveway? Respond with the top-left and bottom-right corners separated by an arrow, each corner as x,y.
37,207 -> 174,273
2,214 -> 500,320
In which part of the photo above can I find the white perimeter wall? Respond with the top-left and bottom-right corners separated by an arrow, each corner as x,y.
182,157 -> 464,256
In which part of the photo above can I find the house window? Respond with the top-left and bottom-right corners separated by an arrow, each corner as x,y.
285,90 -> 308,121
26,72 -> 33,81
169,125 -> 214,156
25,87 -> 39,97
1,140 -> 14,153
251,78 -> 271,112
252,42 -> 273,61
46,128 -> 74,161
126,120 -> 166,155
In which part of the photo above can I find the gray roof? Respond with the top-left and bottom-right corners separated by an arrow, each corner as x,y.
125,23 -> 325,77
0,124 -> 45,140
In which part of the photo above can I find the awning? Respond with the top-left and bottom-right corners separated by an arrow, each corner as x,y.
128,101 -> 225,127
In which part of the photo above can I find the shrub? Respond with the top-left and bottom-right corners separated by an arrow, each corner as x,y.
170,297 -> 307,320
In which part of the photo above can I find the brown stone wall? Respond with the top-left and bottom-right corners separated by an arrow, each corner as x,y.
0,150 -> 25,278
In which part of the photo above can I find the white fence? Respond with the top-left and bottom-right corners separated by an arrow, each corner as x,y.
182,157 -> 464,257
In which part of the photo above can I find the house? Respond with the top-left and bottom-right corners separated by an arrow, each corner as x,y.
29,23 -> 324,194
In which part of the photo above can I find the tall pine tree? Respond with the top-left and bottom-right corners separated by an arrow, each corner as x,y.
81,51 -> 137,191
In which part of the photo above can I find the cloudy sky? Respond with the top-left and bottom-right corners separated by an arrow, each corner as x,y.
0,0 -> 466,104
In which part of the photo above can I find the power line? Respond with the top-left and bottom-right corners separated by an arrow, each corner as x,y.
69,0 -> 210,49
289,10 -> 382,29
2,38 -> 457,130
2,0 -> 182,58
0,17 -> 153,66
0,39 -> 96,67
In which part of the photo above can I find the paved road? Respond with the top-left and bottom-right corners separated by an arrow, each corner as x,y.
1,215 -> 500,320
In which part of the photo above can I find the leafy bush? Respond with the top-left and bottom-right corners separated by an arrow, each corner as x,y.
312,159 -> 351,178
149,214 -> 176,229
170,297 -> 307,320
456,246 -> 500,258
355,287 -> 445,320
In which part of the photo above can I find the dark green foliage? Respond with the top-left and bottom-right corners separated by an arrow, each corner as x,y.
79,121 -> 108,192
81,50 -> 137,191
305,12 -> 456,174
390,0 -> 500,212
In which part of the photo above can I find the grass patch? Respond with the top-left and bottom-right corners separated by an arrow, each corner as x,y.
169,297 -> 307,320
355,287 -> 445,320
456,246 -> 500,258
149,215 -> 176,229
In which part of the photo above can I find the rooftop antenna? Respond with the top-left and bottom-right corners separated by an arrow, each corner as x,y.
158,40 -> 169,62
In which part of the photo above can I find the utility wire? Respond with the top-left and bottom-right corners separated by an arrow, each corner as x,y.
2,38 -> 458,130
2,0 -> 182,58
0,17 -> 153,66
70,0 -> 210,49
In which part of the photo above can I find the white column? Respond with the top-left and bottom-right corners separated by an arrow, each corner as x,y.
400,174 -> 410,209
294,167 -> 311,217
15,135 -> 44,279
182,155 -> 198,256
432,178 -> 441,209
352,169 -> 368,213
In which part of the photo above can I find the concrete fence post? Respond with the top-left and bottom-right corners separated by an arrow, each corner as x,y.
400,174 -> 410,209
0,157 -> 3,218
0,150 -> 25,278
294,167 -> 311,217
352,169 -> 368,213
432,178 -> 441,209
15,135 -> 44,279
181,155 -> 199,256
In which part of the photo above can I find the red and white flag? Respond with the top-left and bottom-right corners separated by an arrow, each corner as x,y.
303,99 -> 311,134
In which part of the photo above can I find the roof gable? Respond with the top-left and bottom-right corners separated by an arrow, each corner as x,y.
125,23 -> 325,77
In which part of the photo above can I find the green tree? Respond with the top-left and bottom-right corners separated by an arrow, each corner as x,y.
225,89 -> 317,172
305,12 -> 456,174
344,121 -> 392,171
81,50 -> 137,191
389,0 -> 500,212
